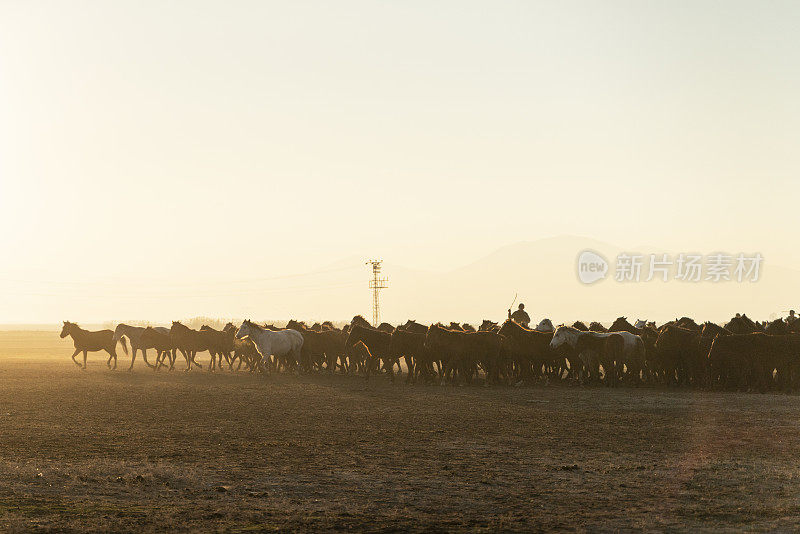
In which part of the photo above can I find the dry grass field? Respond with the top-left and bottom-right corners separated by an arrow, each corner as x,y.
2,331 -> 800,532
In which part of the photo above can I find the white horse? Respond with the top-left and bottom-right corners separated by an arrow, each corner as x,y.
535,318 -> 554,332
550,325 -> 643,355
550,325 -> 645,382
113,323 -> 170,371
235,320 -> 304,372
634,319 -> 647,330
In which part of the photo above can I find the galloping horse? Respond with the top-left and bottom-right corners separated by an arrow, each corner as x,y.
200,324 -> 237,371
113,323 -> 170,370
236,320 -> 303,372
139,327 -> 174,371
60,321 -> 119,370
167,321 -> 206,371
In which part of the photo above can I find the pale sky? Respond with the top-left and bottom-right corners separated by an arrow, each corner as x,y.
1,1 -> 799,324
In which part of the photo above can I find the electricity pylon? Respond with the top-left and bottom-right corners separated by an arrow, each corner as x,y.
366,260 -> 388,327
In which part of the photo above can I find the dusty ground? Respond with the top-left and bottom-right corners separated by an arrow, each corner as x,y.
1,331 -> 800,532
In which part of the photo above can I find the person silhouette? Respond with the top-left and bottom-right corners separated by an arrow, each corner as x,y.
508,303 -> 531,328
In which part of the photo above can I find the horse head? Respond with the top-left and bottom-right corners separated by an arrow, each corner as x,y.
60,321 -> 74,338
610,316 -> 636,333
236,320 -> 260,339
549,326 -> 575,350
479,319 -> 498,331
351,315 -> 371,329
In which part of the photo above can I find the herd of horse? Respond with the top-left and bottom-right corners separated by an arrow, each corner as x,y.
59,313 -> 800,391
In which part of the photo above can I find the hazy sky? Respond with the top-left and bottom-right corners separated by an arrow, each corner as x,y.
1,1 -> 799,323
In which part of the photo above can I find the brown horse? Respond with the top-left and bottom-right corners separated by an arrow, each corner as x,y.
165,321 -> 206,371
479,320 -> 499,332
140,327 -> 175,371
200,324 -> 236,371
232,336 -> 264,372
724,314 -> 761,334
572,321 -> 589,331
60,321 -> 119,370
498,319 -> 558,383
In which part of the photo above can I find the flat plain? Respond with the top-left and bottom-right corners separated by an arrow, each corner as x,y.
1,331 -> 800,532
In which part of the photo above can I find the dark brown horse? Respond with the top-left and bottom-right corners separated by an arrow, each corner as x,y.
765,319 -> 789,336
479,320 -> 499,332
425,324 -> 503,385
232,336 -> 263,372
345,324 -> 395,378
400,320 -> 429,334
609,317 -> 638,334
200,324 -> 236,371
350,315 -> 372,329
166,321 -> 206,371
724,314 -> 760,334
390,328 -> 432,383
140,327 -> 174,371
60,321 -> 119,370
572,321 -> 589,331
287,319 -> 346,373
498,319 -> 558,383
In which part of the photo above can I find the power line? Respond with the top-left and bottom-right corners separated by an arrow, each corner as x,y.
0,264 -> 361,288
0,281 -> 364,299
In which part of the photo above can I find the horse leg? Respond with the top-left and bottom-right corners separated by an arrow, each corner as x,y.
153,350 -> 163,371
427,361 -> 437,383
107,347 -> 118,370
128,347 -> 137,371
405,355 -> 414,384
293,348 -> 303,374
142,348 -> 155,369
191,351 -> 203,370
385,358 -> 395,383
70,348 -> 81,367
83,350 -> 88,370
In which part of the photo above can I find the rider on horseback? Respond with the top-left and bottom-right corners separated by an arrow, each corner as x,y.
508,303 -> 531,328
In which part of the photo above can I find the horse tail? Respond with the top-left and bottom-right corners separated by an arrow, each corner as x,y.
119,336 -> 129,355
